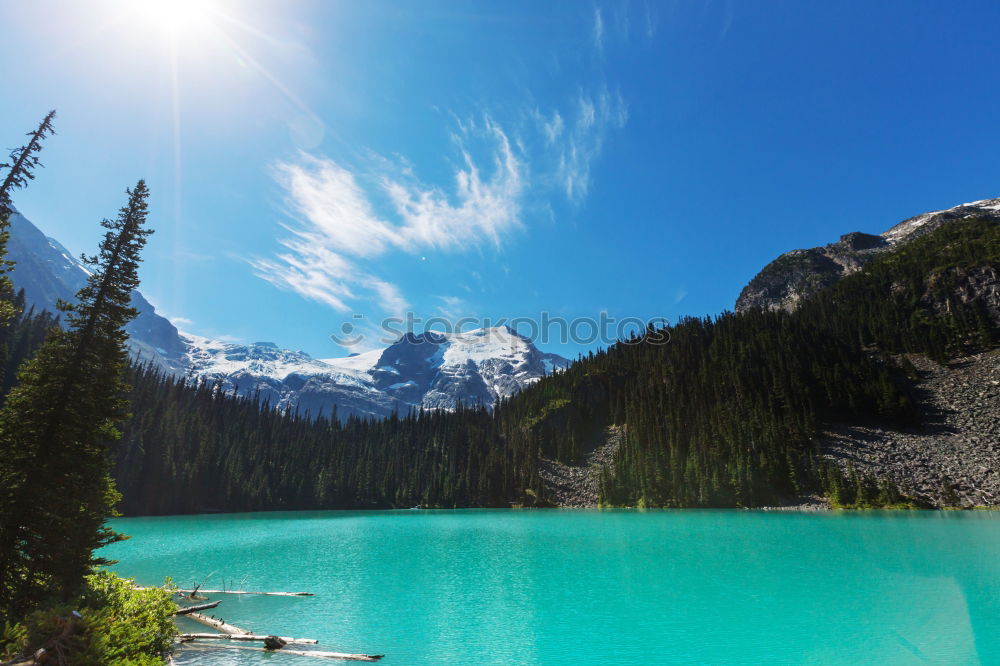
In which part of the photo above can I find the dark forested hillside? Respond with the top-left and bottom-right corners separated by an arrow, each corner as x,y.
1,217 -> 995,514
113,369 -> 539,513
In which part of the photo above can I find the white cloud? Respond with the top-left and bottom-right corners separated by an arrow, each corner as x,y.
273,155 -> 398,258
543,111 -> 564,144
593,6 -> 605,51
436,295 -> 467,320
643,1 -> 657,40
555,88 -> 628,203
169,316 -> 194,327
371,279 -> 409,314
386,119 -> 523,251
252,244 -> 356,312
257,89 -> 629,320
594,2 -> 637,49
254,119 -> 523,316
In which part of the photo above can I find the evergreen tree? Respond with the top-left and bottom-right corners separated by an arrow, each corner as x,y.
0,111 -> 57,325
0,181 -> 153,620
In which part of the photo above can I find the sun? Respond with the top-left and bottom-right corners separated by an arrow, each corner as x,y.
134,0 -> 212,35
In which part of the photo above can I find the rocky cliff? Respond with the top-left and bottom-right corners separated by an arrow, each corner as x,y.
736,198 -> 1000,313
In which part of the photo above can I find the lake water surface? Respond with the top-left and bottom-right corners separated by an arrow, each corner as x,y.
102,509 -> 1000,665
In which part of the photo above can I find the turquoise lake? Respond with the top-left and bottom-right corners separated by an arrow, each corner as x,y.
102,509 -> 1000,665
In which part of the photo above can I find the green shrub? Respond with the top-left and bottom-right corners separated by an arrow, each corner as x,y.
0,571 -> 176,665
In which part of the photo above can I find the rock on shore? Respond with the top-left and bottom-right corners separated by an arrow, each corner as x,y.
821,351 -> 1000,507
538,425 -> 623,507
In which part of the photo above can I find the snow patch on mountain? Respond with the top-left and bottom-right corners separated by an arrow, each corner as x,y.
184,335 -> 344,381
881,197 -> 1000,244
321,348 -> 383,373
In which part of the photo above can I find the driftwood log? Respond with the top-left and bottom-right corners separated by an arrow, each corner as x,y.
167,588 -> 382,661
135,586 -> 314,597
182,642 -> 384,661
272,648 -> 383,661
172,600 -> 221,615
177,588 -> 313,597
178,633 -> 317,645
185,612 -> 253,635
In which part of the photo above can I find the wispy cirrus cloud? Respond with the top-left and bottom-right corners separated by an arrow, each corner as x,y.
541,111 -> 565,145
270,116 -> 523,261
252,118 -> 523,318
253,238 -> 364,312
435,295 -> 467,321
592,6 -> 605,52
383,118 -> 523,251
552,88 -> 628,203
273,156 -> 398,259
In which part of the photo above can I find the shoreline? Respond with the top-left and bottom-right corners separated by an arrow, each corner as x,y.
110,502 -> 1000,521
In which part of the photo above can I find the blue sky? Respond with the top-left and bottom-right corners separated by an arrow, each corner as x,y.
2,0 -> 999,359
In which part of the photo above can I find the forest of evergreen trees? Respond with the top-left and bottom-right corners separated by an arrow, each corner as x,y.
1,213 -> 993,516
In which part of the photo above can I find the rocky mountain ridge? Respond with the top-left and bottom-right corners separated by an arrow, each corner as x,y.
736,197 -> 1000,313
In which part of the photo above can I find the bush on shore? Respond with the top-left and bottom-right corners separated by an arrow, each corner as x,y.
0,571 -> 176,665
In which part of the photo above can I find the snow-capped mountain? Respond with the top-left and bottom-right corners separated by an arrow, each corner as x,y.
183,326 -> 569,419
4,208 -> 569,420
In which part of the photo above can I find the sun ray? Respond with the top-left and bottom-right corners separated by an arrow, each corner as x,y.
169,23 -> 184,300
204,21 -> 328,140
205,4 -> 297,51
44,9 -> 137,66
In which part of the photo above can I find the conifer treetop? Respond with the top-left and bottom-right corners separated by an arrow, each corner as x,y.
0,110 -> 56,220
